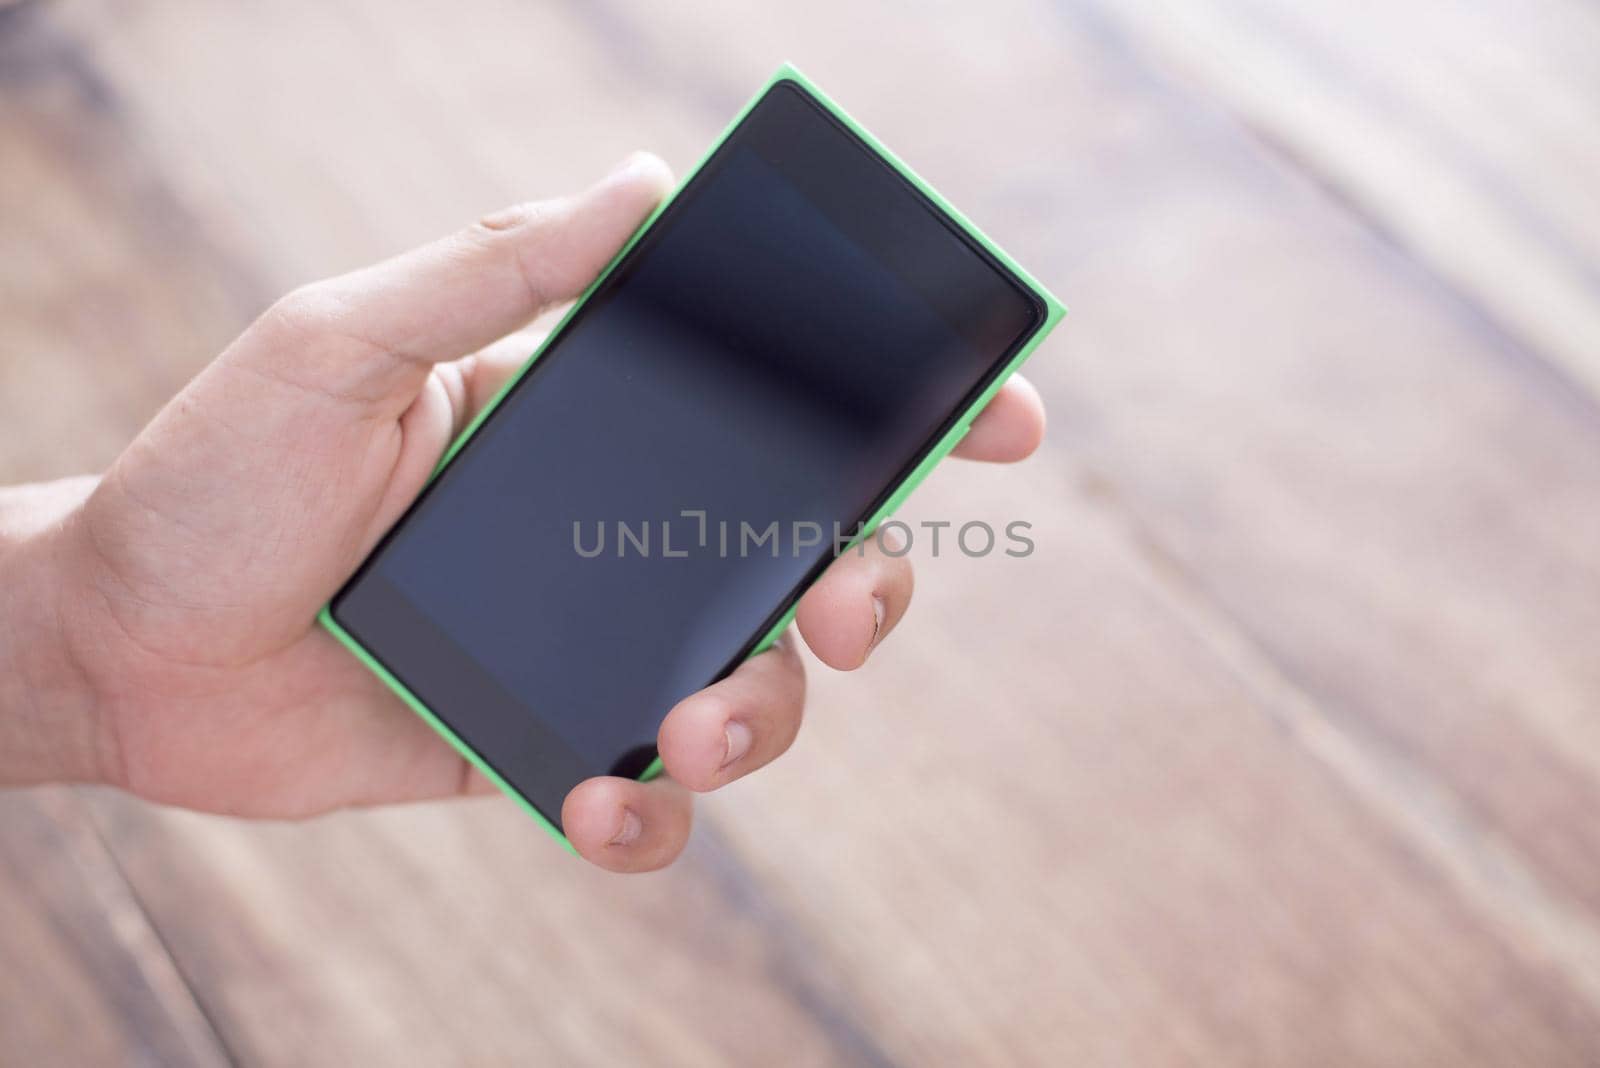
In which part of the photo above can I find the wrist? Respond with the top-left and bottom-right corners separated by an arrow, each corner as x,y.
0,477 -> 113,787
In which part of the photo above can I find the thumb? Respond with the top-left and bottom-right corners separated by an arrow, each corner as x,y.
229,152 -> 673,410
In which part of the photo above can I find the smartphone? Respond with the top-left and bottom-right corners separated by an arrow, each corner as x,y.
320,64 -> 1064,847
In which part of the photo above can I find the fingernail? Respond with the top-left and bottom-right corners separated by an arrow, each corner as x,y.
609,807 -> 642,846
604,150 -> 653,184
869,596 -> 886,650
721,720 -> 753,769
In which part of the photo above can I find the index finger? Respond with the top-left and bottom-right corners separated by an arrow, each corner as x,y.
950,375 -> 1047,463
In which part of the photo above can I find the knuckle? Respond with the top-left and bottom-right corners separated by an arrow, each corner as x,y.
242,283 -> 397,405
469,200 -> 573,308
259,283 -> 345,345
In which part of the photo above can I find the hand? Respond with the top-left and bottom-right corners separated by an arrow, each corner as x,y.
0,154 -> 1046,872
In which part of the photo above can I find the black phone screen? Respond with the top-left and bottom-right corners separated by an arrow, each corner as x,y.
331,80 -> 1046,827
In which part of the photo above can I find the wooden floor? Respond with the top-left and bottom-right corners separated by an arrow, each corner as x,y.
4,0 -> 1600,1063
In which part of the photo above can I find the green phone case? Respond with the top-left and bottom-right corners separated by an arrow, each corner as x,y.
317,63 -> 1065,852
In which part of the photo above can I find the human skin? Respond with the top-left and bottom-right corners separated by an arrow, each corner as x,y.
0,154 -> 1047,873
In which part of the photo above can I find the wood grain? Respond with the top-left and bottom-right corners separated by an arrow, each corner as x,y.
0,3 -> 265,483
2,0 -> 1599,1063
1094,0 -> 1600,406
83,795 -> 889,1067
0,790 -> 226,1067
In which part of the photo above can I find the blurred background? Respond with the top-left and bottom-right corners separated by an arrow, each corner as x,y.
4,1 -> 1600,1064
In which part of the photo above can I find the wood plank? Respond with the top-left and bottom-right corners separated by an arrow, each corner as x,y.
1030,0 -> 1600,917
85,795 -> 887,1067
0,15 -> 240,1064
1092,0 -> 1600,404
46,0 -> 726,295
8,0 -> 1600,1064
0,790 -> 228,1068
0,2 -> 265,484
